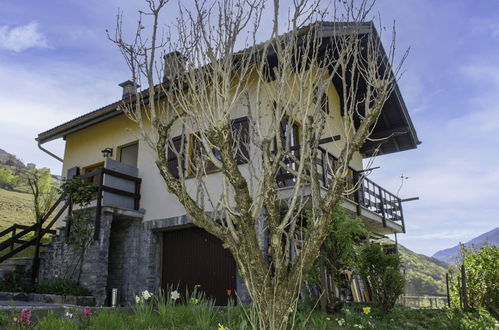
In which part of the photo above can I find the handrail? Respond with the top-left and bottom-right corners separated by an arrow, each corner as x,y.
275,145 -> 405,229
0,196 -> 69,265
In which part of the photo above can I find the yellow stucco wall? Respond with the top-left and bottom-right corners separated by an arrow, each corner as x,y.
62,79 -> 364,222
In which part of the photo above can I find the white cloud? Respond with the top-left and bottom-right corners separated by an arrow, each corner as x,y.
0,21 -> 48,52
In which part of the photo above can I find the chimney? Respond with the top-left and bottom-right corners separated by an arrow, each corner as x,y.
163,51 -> 186,82
119,80 -> 139,99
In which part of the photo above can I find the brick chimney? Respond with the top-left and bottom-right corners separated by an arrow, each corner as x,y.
163,51 -> 186,82
119,80 -> 139,99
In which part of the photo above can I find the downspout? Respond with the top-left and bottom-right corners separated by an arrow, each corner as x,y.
37,141 -> 63,163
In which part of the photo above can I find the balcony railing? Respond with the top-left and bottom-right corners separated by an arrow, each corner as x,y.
276,146 -> 405,231
71,166 -> 142,240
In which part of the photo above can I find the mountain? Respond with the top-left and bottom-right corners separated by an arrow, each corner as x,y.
0,148 -> 7,155
432,227 -> 499,264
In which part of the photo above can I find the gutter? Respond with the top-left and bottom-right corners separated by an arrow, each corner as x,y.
37,141 -> 63,163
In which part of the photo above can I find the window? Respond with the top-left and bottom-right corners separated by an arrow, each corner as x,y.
313,88 -> 329,114
190,135 -> 222,173
118,142 -> 138,167
168,117 -> 250,177
276,116 -> 300,187
231,117 -> 250,164
167,135 -> 186,178
190,117 -> 249,174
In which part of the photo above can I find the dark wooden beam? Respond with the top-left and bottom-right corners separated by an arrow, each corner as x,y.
319,135 -> 341,144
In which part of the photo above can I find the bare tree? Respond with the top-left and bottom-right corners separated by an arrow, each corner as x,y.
110,0 -> 406,327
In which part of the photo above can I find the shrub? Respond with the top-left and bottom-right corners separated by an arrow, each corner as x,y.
0,273 -> 34,293
35,277 -> 92,296
314,207 -> 367,313
449,244 -> 498,316
358,244 -> 405,311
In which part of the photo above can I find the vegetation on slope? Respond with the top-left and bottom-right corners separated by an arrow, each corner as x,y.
399,244 -> 449,296
0,187 -> 34,228
376,238 -> 449,296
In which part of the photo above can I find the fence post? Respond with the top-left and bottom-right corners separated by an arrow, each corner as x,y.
446,273 -> 451,308
10,226 -> 16,251
461,264 -> 468,311
31,222 -> 42,283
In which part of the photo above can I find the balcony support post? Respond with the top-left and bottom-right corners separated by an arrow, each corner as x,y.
378,186 -> 386,227
353,171 -> 362,216
93,168 -> 104,241
398,197 -> 406,233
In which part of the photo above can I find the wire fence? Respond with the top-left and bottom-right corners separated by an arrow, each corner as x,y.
400,295 -> 449,309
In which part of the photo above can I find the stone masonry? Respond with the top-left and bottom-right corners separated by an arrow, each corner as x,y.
40,208 -> 260,306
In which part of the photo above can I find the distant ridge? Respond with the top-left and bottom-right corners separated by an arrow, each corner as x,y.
432,227 -> 499,264
0,148 -> 7,155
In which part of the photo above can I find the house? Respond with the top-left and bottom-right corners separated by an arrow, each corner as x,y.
31,22 -> 419,306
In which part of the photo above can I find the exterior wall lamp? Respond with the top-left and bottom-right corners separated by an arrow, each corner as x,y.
101,147 -> 113,158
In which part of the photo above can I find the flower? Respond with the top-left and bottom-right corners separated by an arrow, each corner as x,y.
362,307 -> 371,315
65,312 -> 73,319
218,323 -> 228,330
83,306 -> 92,318
135,295 -> 141,304
19,309 -> 32,326
337,318 -> 345,326
142,290 -> 152,300
191,297 -> 199,305
170,290 -> 180,301
226,289 -> 232,296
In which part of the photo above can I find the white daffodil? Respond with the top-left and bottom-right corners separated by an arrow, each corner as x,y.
135,295 -> 141,304
142,290 -> 152,300
170,290 -> 180,301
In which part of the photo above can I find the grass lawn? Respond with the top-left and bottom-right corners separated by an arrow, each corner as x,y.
0,188 -> 34,228
0,187 -> 53,258
0,301 -> 496,329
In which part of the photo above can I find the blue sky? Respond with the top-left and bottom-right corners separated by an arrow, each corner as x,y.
0,0 -> 498,256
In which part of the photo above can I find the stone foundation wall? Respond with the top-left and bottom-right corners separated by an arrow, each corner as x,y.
39,207 -> 159,306
39,209 -> 114,305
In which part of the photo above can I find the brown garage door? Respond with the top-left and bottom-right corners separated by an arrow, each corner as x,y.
162,227 -> 237,306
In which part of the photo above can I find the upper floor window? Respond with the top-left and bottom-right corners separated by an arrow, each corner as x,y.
118,142 -> 139,168
313,87 -> 329,114
167,117 -> 249,178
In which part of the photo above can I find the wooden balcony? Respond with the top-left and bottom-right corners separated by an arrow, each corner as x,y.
276,146 -> 405,234
68,159 -> 142,239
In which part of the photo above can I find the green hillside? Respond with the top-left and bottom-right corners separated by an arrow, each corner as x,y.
0,187 -> 34,229
375,238 -> 449,296
399,244 -> 449,296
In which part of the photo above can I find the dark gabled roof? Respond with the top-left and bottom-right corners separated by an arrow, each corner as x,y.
37,21 -> 420,156
36,100 -> 124,143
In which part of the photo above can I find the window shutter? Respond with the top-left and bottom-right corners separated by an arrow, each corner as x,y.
231,117 -> 249,164
167,135 -> 184,178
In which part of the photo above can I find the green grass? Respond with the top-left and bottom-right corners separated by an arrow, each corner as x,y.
0,187 -> 53,259
0,187 -> 34,228
0,301 -> 496,329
